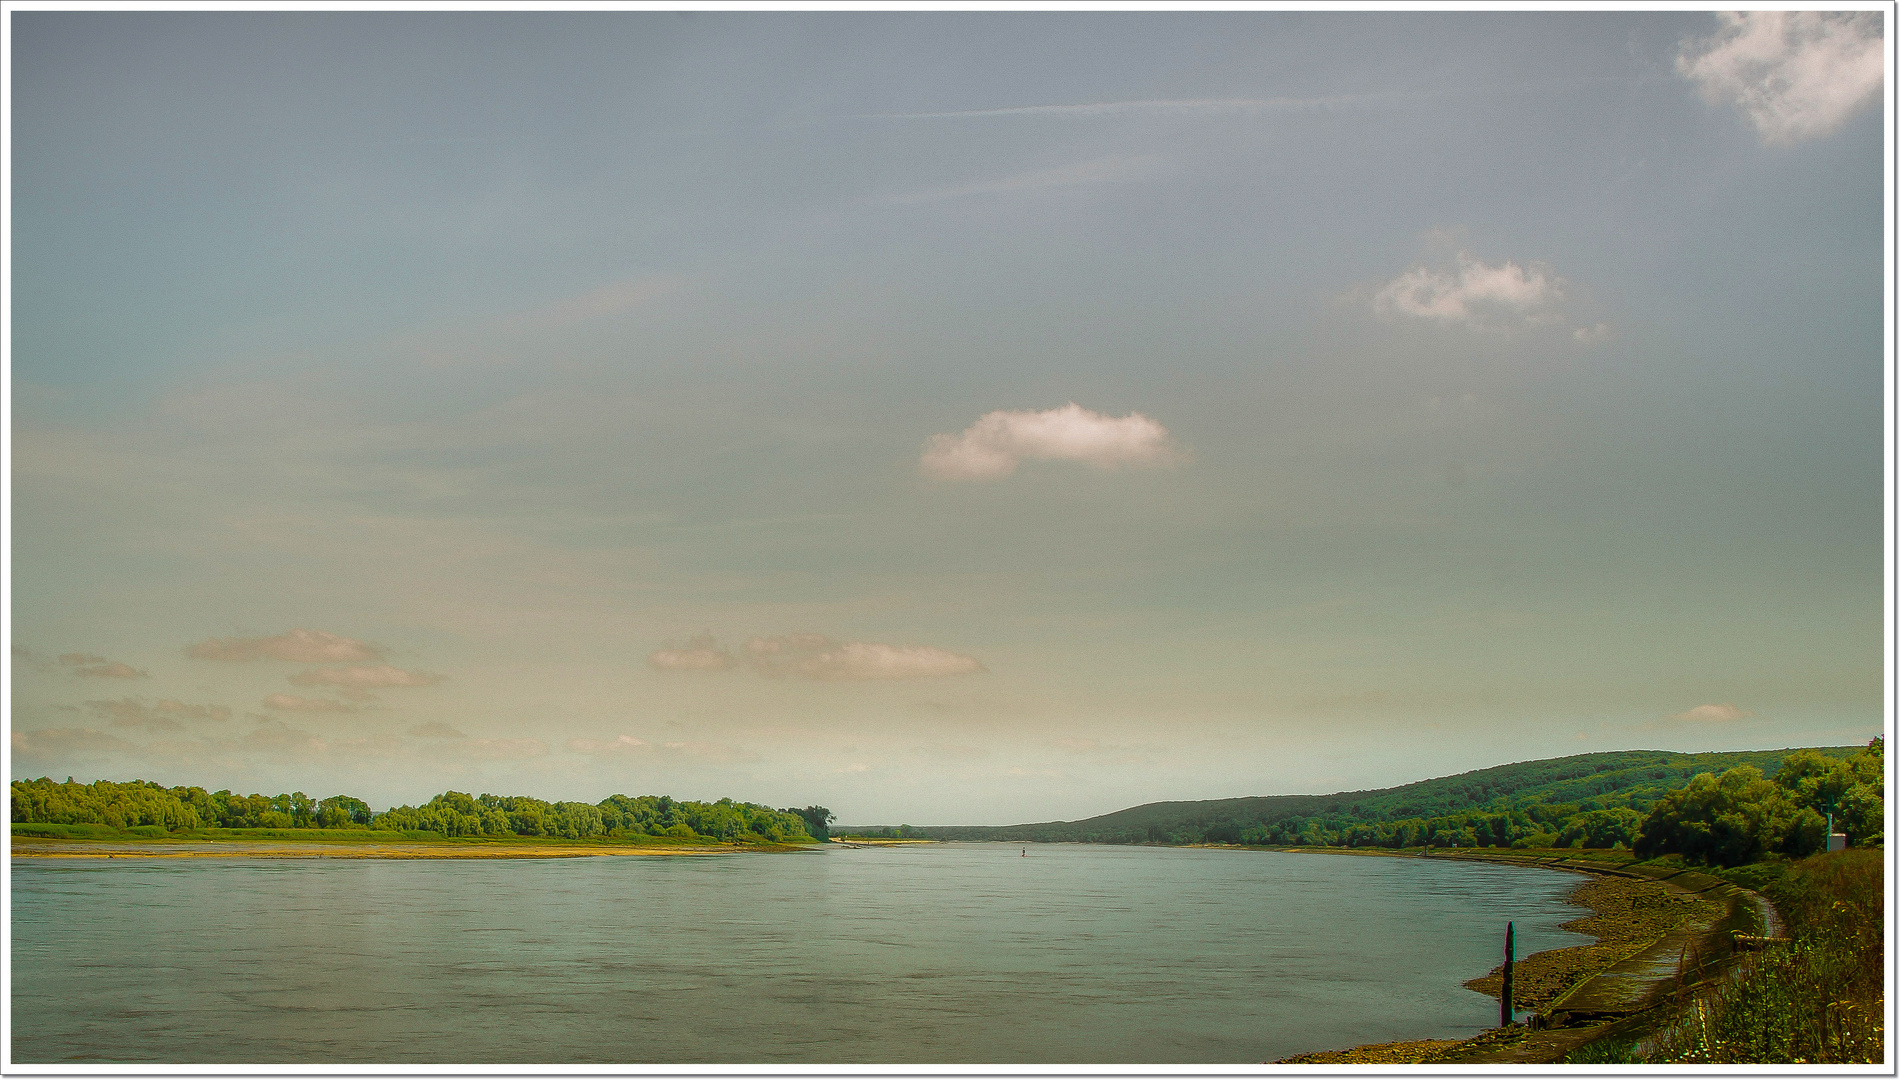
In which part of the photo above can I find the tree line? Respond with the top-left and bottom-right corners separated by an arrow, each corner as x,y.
1211,741 -> 1882,866
889,742 -> 1883,868
9,776 -> 831,845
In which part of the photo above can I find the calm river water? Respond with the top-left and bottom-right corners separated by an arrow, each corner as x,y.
12,844 -> 1590,1064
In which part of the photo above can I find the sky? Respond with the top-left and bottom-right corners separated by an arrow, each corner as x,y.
7,8 -> 1890,824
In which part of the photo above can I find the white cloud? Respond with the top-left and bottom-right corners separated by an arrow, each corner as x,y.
408,721 -> 468,738
263,693 -> 361,713
187,629 -> 384,664
647,632 -> 736,672
59,653 -> 147,679
922,403 -> 1180,481
1373,252 -> 1571,332
1677,12 -> 1884,145
288,664 -> 442,691
892,156 -> 1163,204
746,634 -> 986,681
1671,703 -> 1754,723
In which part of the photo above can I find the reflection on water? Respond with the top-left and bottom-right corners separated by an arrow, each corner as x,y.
12,844 -> 1589,1064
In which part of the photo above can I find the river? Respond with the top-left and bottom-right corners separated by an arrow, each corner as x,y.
11,843 -> 1591,1064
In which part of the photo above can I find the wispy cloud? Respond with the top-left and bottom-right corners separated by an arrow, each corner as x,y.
1677,12 -> 1884,145
647,632 -> 737,672
59,653 -> 148,679
287,665 -> 442,693
1670,703 -> 1753,723
408,721 -> 468,738
922,403 -> 1181,481
86,699 -> 181,730
1373,251 -> 1596,336
75,697 -> 233,731
871,96 -> 1367,120
566,734 -> 650,755
890,156 -> 1163,204
746,634 -> 985,681
263,693 -> 363,713
12,727 -> 135,757
187,629 -> 384,664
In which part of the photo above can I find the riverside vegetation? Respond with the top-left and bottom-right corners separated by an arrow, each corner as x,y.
14,743 -> 1882,1063
1559,847 -> 1883,1065
10,780 -> 834,846
881,744 -> 1882,855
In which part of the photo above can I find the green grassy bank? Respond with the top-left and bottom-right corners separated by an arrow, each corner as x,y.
1563,847 -> 1883,1065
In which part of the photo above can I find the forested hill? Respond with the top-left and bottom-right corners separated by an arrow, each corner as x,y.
853,746 -> 1863,845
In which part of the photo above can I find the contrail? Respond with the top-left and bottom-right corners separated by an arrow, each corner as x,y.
868,96 -> 1371,119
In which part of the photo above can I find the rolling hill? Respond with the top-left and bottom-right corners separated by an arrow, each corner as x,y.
843,746 -> 1864,845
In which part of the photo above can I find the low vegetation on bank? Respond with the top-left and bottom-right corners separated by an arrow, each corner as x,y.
10,778 -> 834,846
1565,848 -> 1883,1064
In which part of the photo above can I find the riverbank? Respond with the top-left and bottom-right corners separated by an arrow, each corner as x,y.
10,836 -> 818,859
1272,847 -> 1771,1065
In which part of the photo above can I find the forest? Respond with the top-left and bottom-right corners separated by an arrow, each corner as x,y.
9,777 -> 827,845
881,743 -> 1884,864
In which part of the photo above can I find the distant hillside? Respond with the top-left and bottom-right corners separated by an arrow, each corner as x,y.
844,746 -> 1862,845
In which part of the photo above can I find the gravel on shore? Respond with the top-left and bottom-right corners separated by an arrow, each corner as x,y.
1276,868 -> 1723,1065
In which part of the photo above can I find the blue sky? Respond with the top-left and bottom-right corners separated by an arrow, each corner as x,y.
8,10 -> 1888,822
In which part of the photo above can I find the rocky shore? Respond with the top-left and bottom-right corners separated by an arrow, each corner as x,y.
1273,848 -> 1769,1065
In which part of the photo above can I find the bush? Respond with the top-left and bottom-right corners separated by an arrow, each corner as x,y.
1638,850 -> 1883,1063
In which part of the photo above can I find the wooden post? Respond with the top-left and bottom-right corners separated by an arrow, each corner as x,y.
1501,921 -> 1515,1027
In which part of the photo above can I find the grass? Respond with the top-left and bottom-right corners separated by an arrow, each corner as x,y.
1561,848 -> 1883,1064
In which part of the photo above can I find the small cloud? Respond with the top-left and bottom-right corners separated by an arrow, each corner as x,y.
1677,12 -> 1884,145
263,693 -> 361,713
1671,703 -> 1754,723
84,699 -> 184,731
288,665 -> 442,692
187,629 -> 384,664
83,697 -> 228,729
746,634 -> 985,681
153,699 -> 231,723
59,653 -> 148,679
647,632 -> 736,672
408,721 -> 468,739
1373,252 -> 1573,333
566,735 -> 650,755
1572,322 -> 1612,344
922,403 -> 1181,481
